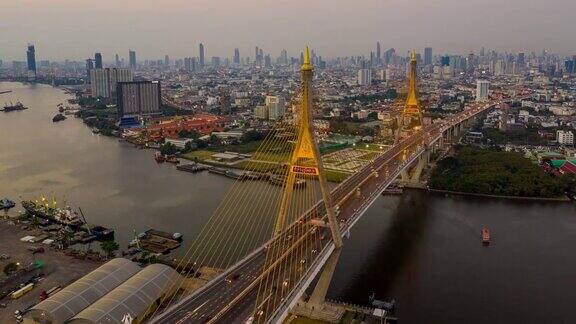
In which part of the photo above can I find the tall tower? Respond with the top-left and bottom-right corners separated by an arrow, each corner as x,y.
274,47 -> 342,248
198,43 -> 205,68
26,44 -> 36,77
94,53 -> 103,69
401,52 -> 422,130
129,50 -> 136,69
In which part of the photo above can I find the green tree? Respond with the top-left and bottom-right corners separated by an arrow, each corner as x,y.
3,262 -> 18,276
159,142 -> 178,156
100,240 -> 119,259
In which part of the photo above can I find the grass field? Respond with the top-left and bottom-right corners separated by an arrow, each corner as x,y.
210,140 -> 264,154
325,169 -> 351,182
182,150 -> 216,161
181,139 -> 361,183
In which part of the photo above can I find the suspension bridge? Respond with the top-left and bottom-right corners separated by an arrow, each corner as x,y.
148,48 -> 500,324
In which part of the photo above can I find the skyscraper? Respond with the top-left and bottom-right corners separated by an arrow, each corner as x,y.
376,42 -> 381,64
233,48 -> 240,65
199,43 -> 205,67
164,55 -> 170,67
85,59 -> 94,83
94,53 -> 103,69
424,47 -> 433,66
90,68 -> 133,98
26,44 -> 36,75
115,54 -> 120,67
476,80 -> 490,102
129,50 -> 136,69
357,69 -> 372,86
117,81 -> 161,118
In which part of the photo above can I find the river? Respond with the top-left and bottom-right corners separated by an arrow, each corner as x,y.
1,82 -> 575,323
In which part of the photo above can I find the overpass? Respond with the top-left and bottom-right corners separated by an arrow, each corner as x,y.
149,49 -> 501,324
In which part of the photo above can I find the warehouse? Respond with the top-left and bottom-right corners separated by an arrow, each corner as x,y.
24,258 -> 141,324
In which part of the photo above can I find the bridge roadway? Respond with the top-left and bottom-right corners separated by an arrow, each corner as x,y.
152,101 -> 497,324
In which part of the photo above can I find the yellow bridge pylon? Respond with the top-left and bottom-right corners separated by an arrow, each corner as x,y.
274,47 -> 343,248
401,51 -> 423,130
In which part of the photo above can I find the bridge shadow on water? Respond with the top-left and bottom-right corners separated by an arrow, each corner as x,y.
329,190 -> 432,306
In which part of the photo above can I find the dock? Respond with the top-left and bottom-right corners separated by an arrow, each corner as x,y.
135,229 -> 181,254
176,163 -> 210,173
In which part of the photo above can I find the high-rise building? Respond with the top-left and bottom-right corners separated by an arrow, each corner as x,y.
26,44 -> 36,75
199,43 -> 205,67
556,130 -> 574,146
219,88 -> 231,115
476,80 -> 490,102
129,50 -> 137,69
116,81 -> 162,118
115,54 -> 120,67
424,47 -> 433,66
376,42 -> 381,64
85,59 -> 94,83
440,56 -> 450,66
518,52 -> 526,68
233,48 -> 240,65
212,56 -> 221,68
184,57 -> 192,71
90,68 -> 133,98
254,105 -> 268,119
265,95 -> 285,120
357,69 -> 372,86
95,53 -> 103,69
164,55 -> 170,67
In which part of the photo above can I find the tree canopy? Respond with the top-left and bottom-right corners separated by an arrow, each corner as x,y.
429,146 -> 569,198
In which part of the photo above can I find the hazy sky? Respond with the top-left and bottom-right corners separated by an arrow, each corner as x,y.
1,0 -> 575,62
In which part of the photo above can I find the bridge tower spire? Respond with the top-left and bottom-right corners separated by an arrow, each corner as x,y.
275,46 -> 343,248
401,51 -> 423,130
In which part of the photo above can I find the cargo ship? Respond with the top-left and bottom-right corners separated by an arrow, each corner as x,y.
21,200 -> 83,227
2,102 -> 27,112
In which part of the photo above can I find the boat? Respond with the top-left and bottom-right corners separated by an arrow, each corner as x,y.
52,114 -> 66,122
86,225 -> 115,239
58,107 -> 64,113
165,156 -> 180,164
481,227 -> 490,245
0,198 -> 16,211
154,152 -> 166,163
53,207 -> 84,227
21,200 -> 83,227
2,102 -> 27,112
91,128 -> 100,134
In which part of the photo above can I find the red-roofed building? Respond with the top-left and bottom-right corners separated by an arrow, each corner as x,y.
560,161 -> 576,175
144,114 -> 225,140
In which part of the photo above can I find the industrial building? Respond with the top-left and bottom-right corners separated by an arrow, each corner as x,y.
23,259 -> 179,324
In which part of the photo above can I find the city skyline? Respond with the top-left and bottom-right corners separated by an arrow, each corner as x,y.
1,0 -> 575,61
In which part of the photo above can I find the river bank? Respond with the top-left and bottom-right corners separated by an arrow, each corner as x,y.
427,188 -> 572,202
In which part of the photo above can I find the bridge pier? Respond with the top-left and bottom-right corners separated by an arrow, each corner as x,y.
290,248 -> 345,323
308,248 -> 342,306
